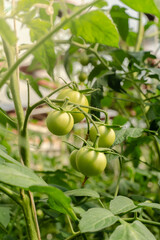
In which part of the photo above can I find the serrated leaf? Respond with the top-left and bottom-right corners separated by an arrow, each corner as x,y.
65,189 -> 100,198
79,208 -> 118,233
110,220 -> 156,240
138,202 -> 160,210
67,10 -> 119,47
120,0 -> 160,18
110,196 -> 136,215
0,162 -> 47,189
0,207 -> 10,228
30,185 -> 77,221
0,18 -> 17,46
113,128 -> 143,146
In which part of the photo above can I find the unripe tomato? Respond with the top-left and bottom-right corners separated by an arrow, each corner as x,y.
76,147 -> 107,177
80,54 -> 89,66
36,209 -> 44,219
57,88 -> 89,123
89,124 -> 115,148
46,110 -> 74,136
78,72 -> 87,82
69,150 -> 79,171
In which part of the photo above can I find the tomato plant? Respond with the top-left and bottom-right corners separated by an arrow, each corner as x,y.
46,110 -> 74,135
0,0 -> 160,240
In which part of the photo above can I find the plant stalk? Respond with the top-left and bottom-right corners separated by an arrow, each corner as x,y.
2,27 -> 39,240
135,12 -> 144,52
114,157 -> 123,197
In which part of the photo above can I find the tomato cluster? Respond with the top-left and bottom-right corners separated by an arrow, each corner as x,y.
46,87 -> 116,178
69,121 -> 116,177
46,88 -> 89,135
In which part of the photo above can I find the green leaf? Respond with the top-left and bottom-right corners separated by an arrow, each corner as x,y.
103,73 -> 126,93
120,0 -> 160,18
110,6 -> 129,41
27,18 -> 56,77
148,68 -> 160,80
65,189 -> 100,198
88,64 -> 108,82
94,1 -> 108,8
138,202 -> 160,210
79,208 -> 118,233
0,162 -> 47,189
90,79 -> 104,119
16,0 -> 48,12
110,49 -> 127,70
20,73 -> 43,98
0,149 -> 21,166
110,196 -> 136,215
30,185 -> 77,221
0,207 -> 10,228
113,128 -> 144,146
128,51 -> 155,63
0,18 -> 17,46
67,10 -> 119,47
126,31 -> 137,47
113,115 -> 128,126
110,220 -> 156,240
147,104 -> 160,121
73,206 -> 86,216
0,108 -> 17,128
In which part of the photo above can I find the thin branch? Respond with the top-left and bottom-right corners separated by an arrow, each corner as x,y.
135,12 -> 144,51
0,184 -> 22,206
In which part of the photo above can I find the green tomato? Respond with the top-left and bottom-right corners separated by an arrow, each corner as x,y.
57,88 -> 89,123
36,209 -> 44,219
78,72 -> 87,82
80,54 -> 89,66
46,110 -> 74,136
76,147 -> 107,177
69,150 -> 79,171
89,124 -> 115,148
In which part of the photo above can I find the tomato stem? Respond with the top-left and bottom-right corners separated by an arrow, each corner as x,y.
81,176 -> 89,187
114,157 -> 123,198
